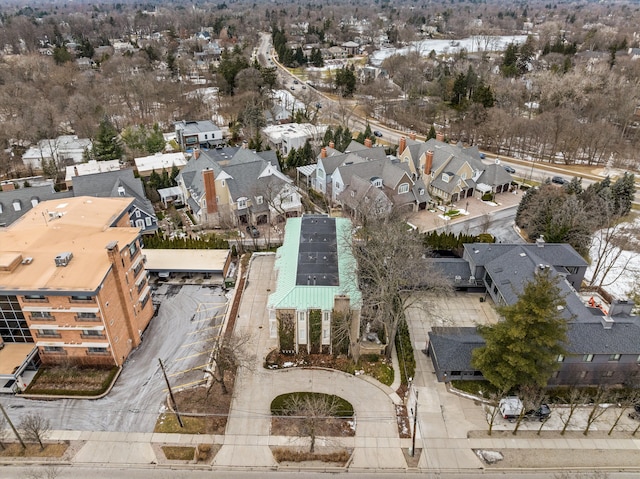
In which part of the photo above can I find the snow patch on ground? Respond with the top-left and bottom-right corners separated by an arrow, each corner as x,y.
586,216 -> 640,298
475,449 -> 504,464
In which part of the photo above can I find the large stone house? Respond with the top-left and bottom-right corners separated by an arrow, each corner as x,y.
177,146 -> 303,228
427,240 -> 640,387
268,215 -> 361,356
397,134 -> 513,205
313,139 -> 430,215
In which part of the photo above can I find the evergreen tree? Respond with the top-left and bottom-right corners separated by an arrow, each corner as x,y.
501,43 -> 519,77
93,117 -> 123,161
146,123 -> 165,154
426,125 -> 437,141
323,126 -> 334,146
472,267 -> 568,392
611,172 -> 635,217
53,45 -> 72,65
170,165 -> 180,186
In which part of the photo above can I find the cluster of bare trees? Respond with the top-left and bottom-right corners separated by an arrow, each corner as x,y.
484,387 -> 640,437
0,406 -> 51,451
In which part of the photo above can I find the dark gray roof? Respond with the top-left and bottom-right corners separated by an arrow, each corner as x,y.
567,320 -> 640,355
296,215 -> 339,286
465,243 -> 587,270
71,168 -> 155,218
0,185 -> 71,227
431,258 -> 473,282
429,327 -> 484,371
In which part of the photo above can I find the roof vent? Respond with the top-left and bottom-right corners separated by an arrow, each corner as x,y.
21,257 -> 33,265
55,252 -> 73,267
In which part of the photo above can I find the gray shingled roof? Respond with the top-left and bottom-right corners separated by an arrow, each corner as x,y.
71,169 -> 154,217
429,327 -> 484,372
0,185 -> 71,227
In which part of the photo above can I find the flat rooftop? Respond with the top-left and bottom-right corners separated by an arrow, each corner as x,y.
0,343 -> 37,375
144,249 -> 230,274
0,197 -> 140,293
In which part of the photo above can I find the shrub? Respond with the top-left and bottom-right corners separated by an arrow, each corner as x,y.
395,318 -> 415,385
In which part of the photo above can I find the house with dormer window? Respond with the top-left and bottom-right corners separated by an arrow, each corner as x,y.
397,134 -> 512,204
177,146 -> 303,227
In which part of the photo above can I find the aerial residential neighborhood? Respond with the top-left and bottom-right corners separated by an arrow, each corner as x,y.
0,0 -> 640,477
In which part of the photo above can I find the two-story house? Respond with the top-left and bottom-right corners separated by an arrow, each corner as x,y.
268,215 -> 362,356
70,169 -> 158,234
427,240 -> 640,387
22,135 -> 93,171
174,120 -> 224,150
397,134 -> 512,204
177,146 -> 303,228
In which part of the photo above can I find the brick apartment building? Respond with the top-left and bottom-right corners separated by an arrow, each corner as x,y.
0,196 -> 154,378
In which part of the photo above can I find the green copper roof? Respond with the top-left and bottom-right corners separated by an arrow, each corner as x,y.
268,215 -> 361,311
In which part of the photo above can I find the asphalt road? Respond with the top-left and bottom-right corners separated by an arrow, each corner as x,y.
2,466 -> 639,479
1,284 -> 229,433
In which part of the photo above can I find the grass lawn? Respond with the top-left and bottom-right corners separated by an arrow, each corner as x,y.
161,446 -> 195,460
25,366 -> 118,396
0,443 -> 68,458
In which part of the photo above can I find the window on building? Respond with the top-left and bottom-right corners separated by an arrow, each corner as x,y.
557,354 -> 565,362
0,202 -> 3,213
43,346 -> 65,353
461,172 -> 467,180
398,183 -> 409,194
567,266 -> 579,274
31,198 -> 39,207
237,197 -> 247,209
256,196 -> 263,205
609,354 -> 621,362
24,295 -> 46,302
140,292 -> 150,310
31,311 -> 53,320
583,354 -> 594,362
82,329 -> 104,338
38,329 -> 59,337
602,370 -> 614,377
145,217 -> 152,226
12,200 -> 21,211
135,210 -> 141,218
71,295 -> 94,302
76,312 -> 98,320
87,347 -> 109,355
419,188 -> 425,196
129,241 -> 138,257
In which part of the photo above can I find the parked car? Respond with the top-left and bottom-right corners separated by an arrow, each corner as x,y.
551,176 -> 567,185
246,225 -> 260,238
524,404 -> 551,422
373,130 -> 383,137
499,397 -> 523,422
504,165 -> 516,174
293,79 -> 299,84
479,153 -> 486,159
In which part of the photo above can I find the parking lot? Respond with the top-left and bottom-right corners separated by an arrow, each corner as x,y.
3,284 -> 229,433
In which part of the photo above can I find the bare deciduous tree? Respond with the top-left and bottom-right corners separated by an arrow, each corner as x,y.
608,389 -> 640,436
19,413 -> 50,451
558,388 -> 588,436
283,393 -> 343,453
0,414 -> 7,450
204,332 -> 254,396
583,388 -> 610,436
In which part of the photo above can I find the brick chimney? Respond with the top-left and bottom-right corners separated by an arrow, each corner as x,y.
424,150 -> 434,176
321,147 -> 327,158
329,141 -> 335,149
203,168 -> 218,214
1,182 -> 15,192
364,138 -> 372,148
436,131 -> 445,142
398,137 -> 406,155
409,132 -> 416,141
193,149 -> 200,159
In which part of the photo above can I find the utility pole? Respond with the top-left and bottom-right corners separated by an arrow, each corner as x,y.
158,358 -> 184,428
0,402 -> 26,449
411,389 -> 419,457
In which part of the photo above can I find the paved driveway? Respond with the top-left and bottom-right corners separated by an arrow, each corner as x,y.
4,284 -> 228,433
